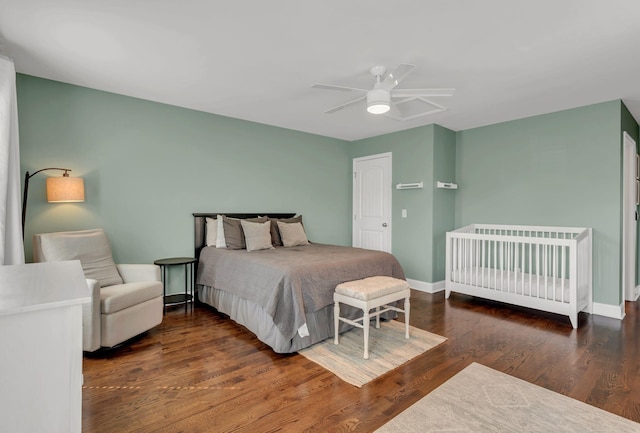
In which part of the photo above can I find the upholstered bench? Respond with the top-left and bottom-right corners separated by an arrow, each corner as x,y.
334,276 -> 410,359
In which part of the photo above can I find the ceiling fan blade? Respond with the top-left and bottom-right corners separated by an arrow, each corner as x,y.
392,88 -> 456,98
323,95 -> 367,114
312,83 -> 368,93
380,64 -> 415,90
385,102 -> 403,120
386,98 -> 447,121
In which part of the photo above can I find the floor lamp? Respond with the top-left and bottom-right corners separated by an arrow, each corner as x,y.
21,168 -> 85,238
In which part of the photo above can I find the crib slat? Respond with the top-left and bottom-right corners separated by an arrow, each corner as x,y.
456,237 -> 461,283
500,240 -> 505,292
469,238 -> 473,285
553,245 -> 558,301
451,238 -> 455,281
544,244 -> 548,300
466,239 -> 473,284
528,242 -> 532,297
512,240 -> 516,293
462,238 -> 466,285
473,239 -> 480,286
481,240 -> 486,288
466,238 -> 471,285
493,241 -> 498,290
505,240 -> 509,293
561,245 -> 565,303
536,243 -> 540,298
521,241 -> 525,296
457,237 -> 461,282
461,238 -> 465,284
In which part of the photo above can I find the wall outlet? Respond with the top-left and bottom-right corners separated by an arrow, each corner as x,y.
402,209 -> 407,218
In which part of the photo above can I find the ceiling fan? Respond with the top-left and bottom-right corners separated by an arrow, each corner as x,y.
312,64 -> 455,121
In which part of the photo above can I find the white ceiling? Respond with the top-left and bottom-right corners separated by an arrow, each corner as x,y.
1,0 -> 639,141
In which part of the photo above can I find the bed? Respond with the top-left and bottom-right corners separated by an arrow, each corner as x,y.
193,213 -> 406,353
445,224 -> 592,328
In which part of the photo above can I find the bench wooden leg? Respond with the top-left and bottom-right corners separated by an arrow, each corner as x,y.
334,301 -> 340,345
404,296 -> 410,339
363,309 -> 370,359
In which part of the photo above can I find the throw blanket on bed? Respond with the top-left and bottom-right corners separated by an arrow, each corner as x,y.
196,243 -> 405,341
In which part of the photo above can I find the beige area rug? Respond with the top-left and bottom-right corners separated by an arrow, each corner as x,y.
298,320 -> 447,387
375,362 -> 640,432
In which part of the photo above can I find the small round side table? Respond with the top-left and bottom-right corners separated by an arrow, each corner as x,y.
154,257 -> 197,314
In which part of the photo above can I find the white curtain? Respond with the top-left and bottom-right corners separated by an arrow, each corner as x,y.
0,55 -> 25,265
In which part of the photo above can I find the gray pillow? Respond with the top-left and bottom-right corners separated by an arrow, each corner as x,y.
38,228 -> 123,287
269,215 -> 303,246
277,221 -> 309,247
223,216 -> 268,249
241,220 -> 275,252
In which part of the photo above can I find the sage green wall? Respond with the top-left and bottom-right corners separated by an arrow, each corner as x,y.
349,124 -> 456,284
432,126 -> 456,281
17,75 -> 352,265
621,103 -> 640,281
455,101 -> 626,306
349,126 -> 434,282
17,73 -> 639,308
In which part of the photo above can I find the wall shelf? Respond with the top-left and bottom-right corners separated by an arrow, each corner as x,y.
396,182 -> 423,190
436,181 -> 458,190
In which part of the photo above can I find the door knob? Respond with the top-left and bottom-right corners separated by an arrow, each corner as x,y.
382,223 -> 388,227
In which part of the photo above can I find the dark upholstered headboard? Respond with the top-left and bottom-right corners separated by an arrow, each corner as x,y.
193,213 -> 296,262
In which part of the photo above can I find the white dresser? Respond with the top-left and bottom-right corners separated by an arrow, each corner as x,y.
0,260 -> 89,433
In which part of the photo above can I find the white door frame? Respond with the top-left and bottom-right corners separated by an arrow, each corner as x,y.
352,152 -> 392,252
622,131 -> 638,302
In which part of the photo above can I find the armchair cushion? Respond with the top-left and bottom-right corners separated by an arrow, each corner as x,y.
34,229 -> 123,287
116,264 -> 161,283
100,281 -> 163,314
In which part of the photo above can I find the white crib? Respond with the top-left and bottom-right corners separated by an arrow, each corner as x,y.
445,224 -> 592,328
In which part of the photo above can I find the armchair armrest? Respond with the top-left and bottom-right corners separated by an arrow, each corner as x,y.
116,264 -> 161,284
83,278 -> 101,352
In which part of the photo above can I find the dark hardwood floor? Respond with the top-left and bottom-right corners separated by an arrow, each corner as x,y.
82,291 -> 640,432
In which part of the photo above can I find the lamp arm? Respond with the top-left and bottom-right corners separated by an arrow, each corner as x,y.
21,167 -> 72,239
27,167 -> 72,179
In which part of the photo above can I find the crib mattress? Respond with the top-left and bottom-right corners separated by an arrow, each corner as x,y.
450,267 -> 571,303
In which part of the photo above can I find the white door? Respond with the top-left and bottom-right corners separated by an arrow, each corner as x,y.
352,152 -> 392,252
623,131 -> 638,302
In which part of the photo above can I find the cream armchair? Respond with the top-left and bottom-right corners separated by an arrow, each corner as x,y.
33,229 -> 163,352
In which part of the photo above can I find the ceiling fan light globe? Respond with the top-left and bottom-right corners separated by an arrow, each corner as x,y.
367,103 -> 390,114
367,89 -> 391,114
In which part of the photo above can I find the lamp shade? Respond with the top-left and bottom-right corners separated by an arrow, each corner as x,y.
46,176 -> 85,202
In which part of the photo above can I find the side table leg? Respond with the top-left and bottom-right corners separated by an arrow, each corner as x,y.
184,263 -> 188,313
161,265 -> 166,315
189,262 -> 194,312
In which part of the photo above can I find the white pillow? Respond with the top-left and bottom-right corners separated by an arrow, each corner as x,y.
277,221 -> 309,247
241,220 -> 274,252
205,217 -> 218,247
216,214 -> 226,248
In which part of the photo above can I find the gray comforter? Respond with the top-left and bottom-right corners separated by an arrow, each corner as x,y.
196,243 -> 405,341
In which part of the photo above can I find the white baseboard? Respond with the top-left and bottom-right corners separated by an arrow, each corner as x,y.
407,279 -> 445,294
592,301 -> 626,320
